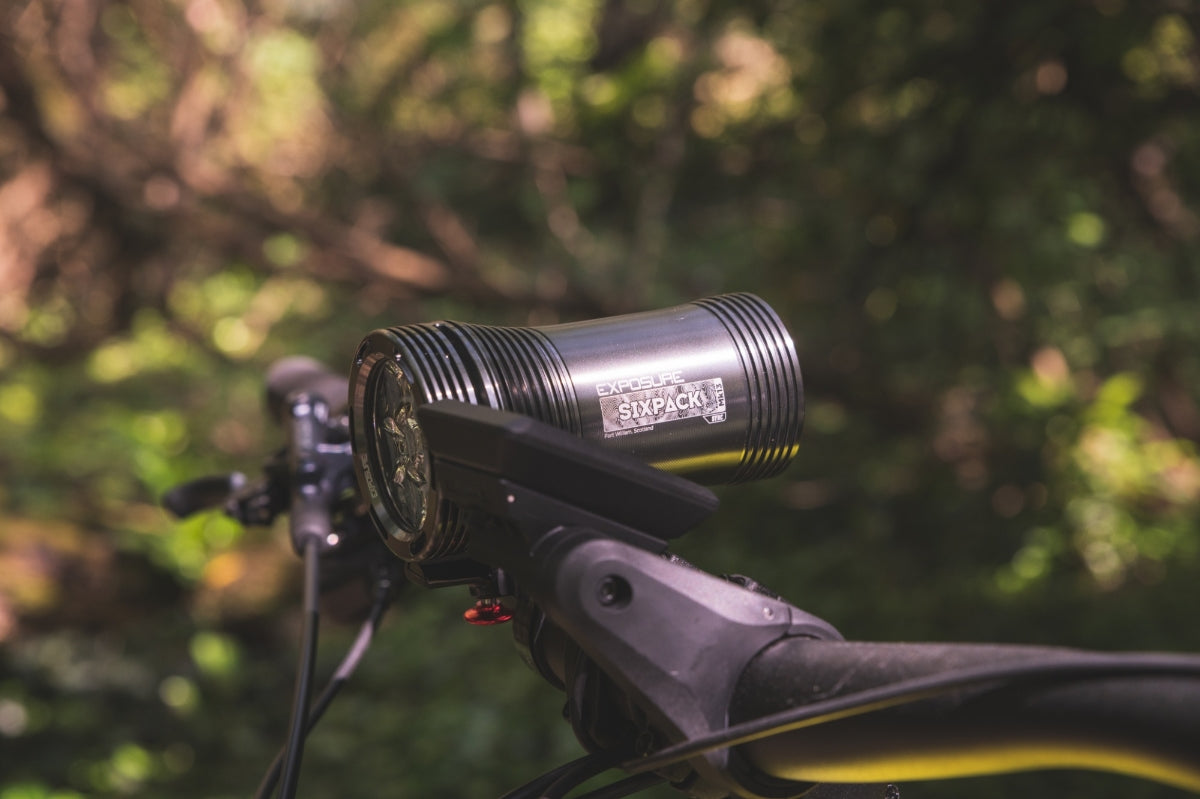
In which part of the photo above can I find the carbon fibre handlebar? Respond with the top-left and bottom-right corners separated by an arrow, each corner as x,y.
726,639 -> 1200,792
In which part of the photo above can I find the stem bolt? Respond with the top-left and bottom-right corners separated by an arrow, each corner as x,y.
596,575 -> 632,609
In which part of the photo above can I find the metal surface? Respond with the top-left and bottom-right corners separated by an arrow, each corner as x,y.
349,293 -> 804,561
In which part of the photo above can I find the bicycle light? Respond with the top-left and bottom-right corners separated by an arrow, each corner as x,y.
349,293 -> 804,562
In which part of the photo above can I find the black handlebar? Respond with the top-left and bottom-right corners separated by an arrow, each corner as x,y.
728,638 -> 1200,791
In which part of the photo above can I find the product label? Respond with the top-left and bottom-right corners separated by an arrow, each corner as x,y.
598,377 -> 727,437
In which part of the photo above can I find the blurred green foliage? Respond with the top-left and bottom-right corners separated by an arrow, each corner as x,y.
1,0 -> 1199,797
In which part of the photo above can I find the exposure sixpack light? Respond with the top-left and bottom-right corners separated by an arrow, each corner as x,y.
348,293 -> 804,562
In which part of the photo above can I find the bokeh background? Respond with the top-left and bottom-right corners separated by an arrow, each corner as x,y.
2,0 -> 1200,797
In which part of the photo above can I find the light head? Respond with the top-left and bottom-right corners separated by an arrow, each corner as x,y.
349,294 -> 804,563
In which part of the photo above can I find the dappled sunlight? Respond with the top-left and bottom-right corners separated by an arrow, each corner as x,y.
2,1 -> 1200,797
86,313 -> 196,383
999,370 -> 1200,593
193,540 -> 294,620
691,24 -> 794,138
232,29 -> 334,184
1122,14 -> 1199,94
520,0 -> 602,116
0,519 -> 88,635
182,0 -> 245,55
0,163 -> 57,334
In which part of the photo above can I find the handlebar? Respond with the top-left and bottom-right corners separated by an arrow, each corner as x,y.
727,639 -> 1200,791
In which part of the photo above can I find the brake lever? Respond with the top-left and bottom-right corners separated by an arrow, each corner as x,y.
161,409 -> 399,608
162,472 -> 249,519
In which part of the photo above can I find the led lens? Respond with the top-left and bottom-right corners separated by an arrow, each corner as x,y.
367,358 -> 429,537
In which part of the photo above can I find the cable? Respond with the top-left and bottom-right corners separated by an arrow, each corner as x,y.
498,757 -> 587,799
623,651 -> 1200,775
499,752 -> 616,799
499,751 -> 663,799
276,537 -> 322,799
253,572 -> 393,799
538,751 -> 618,799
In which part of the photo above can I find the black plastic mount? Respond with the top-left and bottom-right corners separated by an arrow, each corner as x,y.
416,400 -> 720,543
417,401 -> 850,798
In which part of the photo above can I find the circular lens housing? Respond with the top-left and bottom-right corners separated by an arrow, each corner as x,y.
353,350 -> 436,549
351,324 -> 486,561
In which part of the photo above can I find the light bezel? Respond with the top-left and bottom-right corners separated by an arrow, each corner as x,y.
350,335 -> 435,557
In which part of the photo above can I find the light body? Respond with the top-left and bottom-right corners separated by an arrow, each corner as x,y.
349,293 -> 804,561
